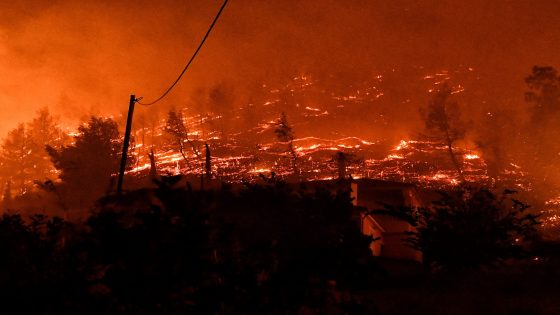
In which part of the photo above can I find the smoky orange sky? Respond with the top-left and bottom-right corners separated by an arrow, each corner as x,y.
1,0 -> 559,136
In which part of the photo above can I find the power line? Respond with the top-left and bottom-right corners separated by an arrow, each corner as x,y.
137,0 -> 229,106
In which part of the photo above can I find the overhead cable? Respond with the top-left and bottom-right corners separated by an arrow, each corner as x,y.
137,0 -> 229,106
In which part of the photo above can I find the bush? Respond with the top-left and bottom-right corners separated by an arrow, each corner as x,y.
0,178 -> 378,314
374,187 -> 540,271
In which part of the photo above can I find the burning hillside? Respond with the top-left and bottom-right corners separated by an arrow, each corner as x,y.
117,66 -> 560,236
127,70 -> 515,188
0,66 -> 557,235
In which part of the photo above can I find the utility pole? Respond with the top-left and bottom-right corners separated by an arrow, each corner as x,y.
117,95 -> 136,195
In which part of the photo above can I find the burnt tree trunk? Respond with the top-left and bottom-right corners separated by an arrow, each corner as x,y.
148,149 -> 158,180
444,129 -> 465,183
205,142 -> 212,181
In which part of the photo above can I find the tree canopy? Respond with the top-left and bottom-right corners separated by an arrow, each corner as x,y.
0,124 -> 34,195
373,187 -> 540,271
0,179 -> 377,314
420,84 -> 467,182
525,66 -> 560,122
47,116 -> 122,198
521,66 -> 560,195
0,108 -> 65,196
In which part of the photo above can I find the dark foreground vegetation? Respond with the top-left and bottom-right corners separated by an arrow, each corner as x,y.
0,178 -> 559,314
0,178 -> 377,314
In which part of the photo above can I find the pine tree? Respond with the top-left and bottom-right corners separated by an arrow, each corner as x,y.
2,180 -> 12,211
46,116 -> 122,198
27,107 -> 66,182
420,84 -> 466,182
0,124 -> 34,195
275,112 -> 298,174
333,151 -> 359,180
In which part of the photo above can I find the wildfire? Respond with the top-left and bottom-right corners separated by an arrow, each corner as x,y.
385,154 -> 405,160
249,168 -> 272,174
127,127 -> 496,191
107,71 -> 536,209
395,140 -> 409,151
464,154 -> 480,160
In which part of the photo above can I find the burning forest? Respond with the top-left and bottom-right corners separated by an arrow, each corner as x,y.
1,0 -> 560,314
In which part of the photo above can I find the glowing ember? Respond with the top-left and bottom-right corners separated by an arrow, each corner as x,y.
395,140 -> 409,151
464,154 -> 480,160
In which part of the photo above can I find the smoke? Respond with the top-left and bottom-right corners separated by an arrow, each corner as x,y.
0,0 -> 559,140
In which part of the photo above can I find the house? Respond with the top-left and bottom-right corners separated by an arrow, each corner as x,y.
350,179 -> 423,262
290,178 -> 425,262
133,175 -> 425,262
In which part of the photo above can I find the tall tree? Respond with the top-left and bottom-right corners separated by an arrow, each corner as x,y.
148,149 -> 158,181
523,66 -> 560,193
204,142 -> 211,181
275,112 -> 298,174
525,66 -> 560,123
0,108 -> 66,197
1,180 -> 12,210
164,110 -> 201,171
27,107 -> 67,181
46,116 -> 123,198
333,151 -> 359,180
0,124 -> 34,195
420,84 -> 466,182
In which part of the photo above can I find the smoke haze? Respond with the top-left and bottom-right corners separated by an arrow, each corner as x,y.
1,0 -> 559,136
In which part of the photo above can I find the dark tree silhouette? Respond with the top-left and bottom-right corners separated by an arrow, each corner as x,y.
205,142 -> 211,180
0,108 -> 66,198
373,187 -> 540,271
27,107 -> 67,181
420,84 -> 466,182
164,110 -> 200,170
0,213 -> 87,314
522,66 -> 560,194
0,176 -> 381,314
333,151 -> 360,180
525,66 -> 560,122
1,180 -> 12,210
275,112 -> 298,174
213,180 -> 376,313
0,124 -> 34,195
148,148 -> 158,180
46,116 -> 123,205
